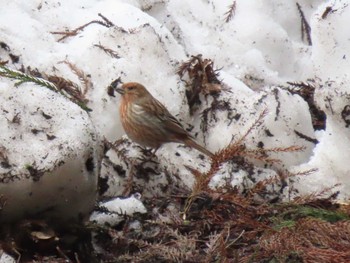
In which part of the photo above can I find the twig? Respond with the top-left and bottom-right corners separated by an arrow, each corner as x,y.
224,1 -> 237,23
51,13 -> 114,42
56,246 -> 71,261
296,2 -> 312,45
0,65 -> 58,92
60,60 -> 91,96
294,130 -> 318,144
94,43 -> 121,58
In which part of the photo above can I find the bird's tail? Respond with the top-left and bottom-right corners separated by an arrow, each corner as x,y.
184,138 -> 214,158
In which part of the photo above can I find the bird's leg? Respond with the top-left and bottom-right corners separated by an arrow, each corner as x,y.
122,159 -> 136,196
137,146 -> 159,164
151,147 -> 159,157
136,145 -> 153,157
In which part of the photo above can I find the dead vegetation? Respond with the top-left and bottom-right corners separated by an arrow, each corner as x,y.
224,1 -> 237,23
296,2 -> 312,46
0,104 -> 349,262
89,166 -> 348,263
284,80 -> 326,130
0,62 -> 92,112
51,13 -> 115,42
93,43 -> 121,59
1,176 -> 349,262
50,12 -> 152,44
0,41 -> 20,65
81,107 -> 348,263
102,68 -> 350,261
1,53 -> 346,262
0,30 -> 347,261
177,54 -> 223,114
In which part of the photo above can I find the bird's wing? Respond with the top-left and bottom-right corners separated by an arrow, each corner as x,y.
141,97 -> 190,139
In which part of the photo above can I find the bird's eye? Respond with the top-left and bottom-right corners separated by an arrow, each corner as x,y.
127,86 -> 135,91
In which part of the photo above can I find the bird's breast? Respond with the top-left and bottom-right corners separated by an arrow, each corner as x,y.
120,101 -> 147,128
130,103 -> 145,116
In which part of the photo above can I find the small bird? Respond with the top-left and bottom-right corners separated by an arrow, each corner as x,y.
116,82 -> 214,158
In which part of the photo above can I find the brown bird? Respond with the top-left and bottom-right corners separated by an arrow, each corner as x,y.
116,82 -> 214,158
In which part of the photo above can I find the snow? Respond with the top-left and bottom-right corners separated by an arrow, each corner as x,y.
0,252 -> 15,263
0,0 -> 349,225
90,195 -> 147,225
0,80 -> 102,222
290,1 -> 350,199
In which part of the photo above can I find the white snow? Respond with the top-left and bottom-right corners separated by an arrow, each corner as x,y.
0,0 -> 349,223
0,80 -> 102,222
290,1 -> 350,199
90,195 -> 147,226
0,251 -> 15,263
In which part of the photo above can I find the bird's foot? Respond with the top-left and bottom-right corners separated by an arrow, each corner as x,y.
137,147 -> 159,164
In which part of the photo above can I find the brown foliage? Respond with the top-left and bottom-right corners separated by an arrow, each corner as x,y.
51,13 -> 114,42
256,218 -> 350,263
177,54 -> 222,114
183,108 -> 306,218
24,62 -> 91,111
296,2 -> 312,45
94,43 -> 121,59
285,80 -> 326,130
224,1 -> 237,23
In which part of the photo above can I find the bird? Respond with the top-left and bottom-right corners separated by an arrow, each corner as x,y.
115,82 -> 214,158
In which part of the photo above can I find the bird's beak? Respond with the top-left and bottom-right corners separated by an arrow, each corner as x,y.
115,88 -> 124,95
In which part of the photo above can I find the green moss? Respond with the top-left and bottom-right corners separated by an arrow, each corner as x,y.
271,219 -> 295,230
282,205 -> 349,222
271,204 -> 349,231
296,206 -> 349,222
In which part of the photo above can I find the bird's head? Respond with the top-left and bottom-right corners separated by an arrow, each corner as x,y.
116,82 -> 150,101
